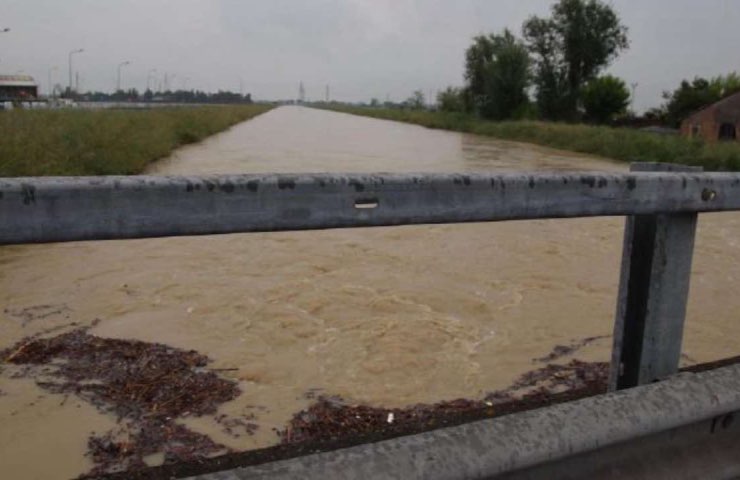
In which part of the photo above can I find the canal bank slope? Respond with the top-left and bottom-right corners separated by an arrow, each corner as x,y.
320,106 -> 740,171
0,104 -> 273,177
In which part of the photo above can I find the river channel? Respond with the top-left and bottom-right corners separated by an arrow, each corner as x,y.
2,106 -> 739,479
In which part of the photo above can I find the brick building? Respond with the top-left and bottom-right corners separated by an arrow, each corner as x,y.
681,91 -> 740,142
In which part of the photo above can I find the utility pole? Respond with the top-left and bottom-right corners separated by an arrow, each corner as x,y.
68,48 -> 84,94
48,66 -> 58,98
117,61 -> 131,92
298,81 -> 305,103
147,69 -> 157,92
326,84 -> 330,103
630,82 -> 639,111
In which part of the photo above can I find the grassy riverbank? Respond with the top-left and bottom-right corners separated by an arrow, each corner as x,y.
325,106 -> 740,171
0,105 -> 273,176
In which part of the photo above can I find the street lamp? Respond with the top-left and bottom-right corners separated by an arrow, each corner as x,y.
116,60 -> 131,92
48,66 -> 58,98
68,48 -> 84,93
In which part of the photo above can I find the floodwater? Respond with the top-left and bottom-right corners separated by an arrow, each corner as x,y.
2,106 -> 740,479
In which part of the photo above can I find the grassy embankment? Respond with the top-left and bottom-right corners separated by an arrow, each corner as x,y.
0,104 -> 273,176
325,106 -> 740,171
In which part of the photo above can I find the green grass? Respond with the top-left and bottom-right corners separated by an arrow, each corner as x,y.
324,106 -> 740,171
0,105 -> 273,176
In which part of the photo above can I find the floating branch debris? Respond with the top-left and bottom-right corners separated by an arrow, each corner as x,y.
279,360 -> 609,445
1,329 -> 243,475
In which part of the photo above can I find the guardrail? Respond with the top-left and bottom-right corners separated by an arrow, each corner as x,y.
3,162 -> 740,478
188,364 -> 740,480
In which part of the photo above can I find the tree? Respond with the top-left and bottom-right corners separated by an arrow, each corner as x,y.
406,90 -> 425,109
464,29 -> 531,120
714,72 -> 740,97
465,35 -> 498,112
437,87 -> 465,112
661,72 -> 740,126
523,0 -> 629,120
662,78 -> 719,126
581,75 -> 630,123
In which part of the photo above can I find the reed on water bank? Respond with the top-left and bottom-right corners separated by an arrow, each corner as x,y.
0,105 -> 273,176
325,106 -> 740,171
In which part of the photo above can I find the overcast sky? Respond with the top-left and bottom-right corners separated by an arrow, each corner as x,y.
1,0 -> 739,111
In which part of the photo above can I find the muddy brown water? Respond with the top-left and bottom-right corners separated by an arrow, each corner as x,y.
2,106 -> 740,479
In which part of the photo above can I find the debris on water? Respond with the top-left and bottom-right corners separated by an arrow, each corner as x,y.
303,387 -> 324,400
215,413 -> 259,438
2,327 -> 611,478
1,328 -> 242,476
279,360 -> 608,445
533,335 -> 611,363
87,420 -> 228,474
4,304 -> 73,327
504,359 -> 610,395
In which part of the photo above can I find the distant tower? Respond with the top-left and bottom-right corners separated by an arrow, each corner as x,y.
298,81 -> 305,103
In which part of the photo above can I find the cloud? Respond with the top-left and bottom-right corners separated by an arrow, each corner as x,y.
1,0 -> 739,108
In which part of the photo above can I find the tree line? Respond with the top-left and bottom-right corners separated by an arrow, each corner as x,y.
70,88 -> 253,105
649,73 -> 740,127
434,0 -> 630,124
400,0 -> 738,128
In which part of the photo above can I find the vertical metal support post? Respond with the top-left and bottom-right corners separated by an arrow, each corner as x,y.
609,162 -> 703,391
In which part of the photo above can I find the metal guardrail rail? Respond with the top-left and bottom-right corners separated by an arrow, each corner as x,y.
3,162 -> 740,478
1,169 -> 738,245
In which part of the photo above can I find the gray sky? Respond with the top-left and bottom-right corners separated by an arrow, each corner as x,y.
1,0 -> 739,111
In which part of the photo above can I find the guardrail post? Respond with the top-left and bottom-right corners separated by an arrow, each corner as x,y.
609,162 -> 703,391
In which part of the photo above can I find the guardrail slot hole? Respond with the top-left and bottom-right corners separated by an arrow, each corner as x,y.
702,189 -> 717,202
355,198 -> 379,210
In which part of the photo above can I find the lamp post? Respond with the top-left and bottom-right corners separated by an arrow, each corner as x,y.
48,66 -> 58,98
68,48 -> 84,93
116,61 -> 131,92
